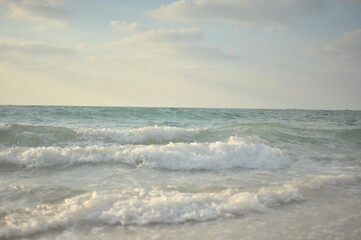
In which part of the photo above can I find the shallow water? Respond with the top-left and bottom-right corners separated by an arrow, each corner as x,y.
0,106 -> 360,239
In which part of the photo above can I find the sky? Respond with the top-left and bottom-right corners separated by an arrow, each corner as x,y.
0,0 -> 360,110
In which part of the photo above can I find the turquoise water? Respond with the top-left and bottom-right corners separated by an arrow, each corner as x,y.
1,106 -> 361,239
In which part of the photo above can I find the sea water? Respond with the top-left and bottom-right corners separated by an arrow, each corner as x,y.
0,106 -> 360,240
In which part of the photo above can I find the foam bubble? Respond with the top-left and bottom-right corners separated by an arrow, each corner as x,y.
0,186 -> 300,238
292,173 -> 361,190
0,137 -> 287,170
76,126 -> 202,144
2,173 -> 359,239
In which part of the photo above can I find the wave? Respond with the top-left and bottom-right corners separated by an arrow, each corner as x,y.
232,122 -> 361,148
0,137 -> 287,170
75,126 -> 202,145
0,184 -> 86,207
0,124 -> 78,147
2,123 -> 360,149
1,173 -> 359,238
0,124 -> 203,146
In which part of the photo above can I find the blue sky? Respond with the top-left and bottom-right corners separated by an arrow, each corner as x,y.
0,0 -> 360,109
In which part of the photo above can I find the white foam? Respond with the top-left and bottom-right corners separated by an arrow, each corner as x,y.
0,137 -> 287,169
2,173 -> 359,238
76,126 -> 201,144
0,187 -> 300,238
291,173 -> 361,190
0,124 -> 203,146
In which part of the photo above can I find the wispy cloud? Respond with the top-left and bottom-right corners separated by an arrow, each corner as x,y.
109,21 -> 142,32
105,28 -> 236,61
262,25 -> 289,33
0,0 -> 70,27
112,28 -> 205,45
307,29 -> 361,60
0,38 -> 78,55
148,0 -> 325,25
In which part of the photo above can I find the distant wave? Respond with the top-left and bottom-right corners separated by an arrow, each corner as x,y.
0,137 -> 287,170
75,126 -> 202,144
2,123 -> 360,148
0,124 -> 203,146
2,173 -> 359,239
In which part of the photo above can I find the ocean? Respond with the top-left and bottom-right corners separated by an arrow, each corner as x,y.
0,105 -> 360,240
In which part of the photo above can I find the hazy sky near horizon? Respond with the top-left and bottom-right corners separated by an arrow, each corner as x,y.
0,0 -> 360,109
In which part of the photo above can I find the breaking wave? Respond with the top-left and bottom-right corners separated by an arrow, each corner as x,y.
0,137 -> 287,170
1,173 -> 359,239
75,126 -> 202,145
0,124 -> 202,146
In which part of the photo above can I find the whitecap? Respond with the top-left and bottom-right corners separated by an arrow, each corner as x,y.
2,173 -> 359,239
0,137 -> 287,170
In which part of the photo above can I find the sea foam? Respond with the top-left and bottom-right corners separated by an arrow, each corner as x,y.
0,137 -> 286,170
2,173 -> 359,239
0,124 -> 202,146
76,125 -> 202,144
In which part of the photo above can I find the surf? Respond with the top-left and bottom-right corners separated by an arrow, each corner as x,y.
0,137 -> 287,170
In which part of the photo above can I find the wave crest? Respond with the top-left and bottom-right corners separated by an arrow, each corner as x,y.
2,173 -> 359,238
76,126 -> 201,144
0,124 -> 202,146
0,137 -> 287,170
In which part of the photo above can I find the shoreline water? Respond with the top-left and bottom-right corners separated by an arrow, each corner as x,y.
1,106 -> 360,239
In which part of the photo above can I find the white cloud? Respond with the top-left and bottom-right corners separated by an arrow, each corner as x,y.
148,0 -> 325,25
109,21 -> 141,32
105,28 -> 235,61
0,38 -> 77,55
308,29 -> 361,60
176,45 -> 237,60
248,44 -> 269,51
113,28 -> 205,45
0,0 -> 69,27
33,25 -> 45,31
262,25 -> 289,33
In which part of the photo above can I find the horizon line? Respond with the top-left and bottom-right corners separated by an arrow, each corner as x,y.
0,104 -> 360,111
